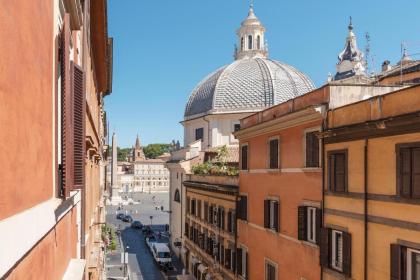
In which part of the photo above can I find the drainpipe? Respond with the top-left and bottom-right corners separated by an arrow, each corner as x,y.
234,192 -> 238,278
180,170 -> 183,259
364,139 -> 368,280
320,115 -> 326,280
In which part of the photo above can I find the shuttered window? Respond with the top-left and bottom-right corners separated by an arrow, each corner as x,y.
391,244 -> 420,280
197,200 -> 202,219
320,228 -> 351,277
58,13 -> 85,197
236,247 -> 248,277
328,150 -> 348,193
269,138 -> 279,169
264,199 -> 279,232
186,197 -> 190,214
298,206 -> 322,244
204,202 -> 209,222
265,261 -> 277,280
237,195 -> 248,221
241,145 -> 248,170
306,131 -> 320,167
397,143 -> 420,199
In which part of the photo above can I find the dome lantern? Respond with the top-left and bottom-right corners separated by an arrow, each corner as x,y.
234,4 -> 268,60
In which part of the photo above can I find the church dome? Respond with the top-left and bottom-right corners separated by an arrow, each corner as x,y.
184,6 -> 315,120
184,58 -> 315,119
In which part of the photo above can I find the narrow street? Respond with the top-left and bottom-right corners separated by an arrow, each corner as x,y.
105,192 -> 183,280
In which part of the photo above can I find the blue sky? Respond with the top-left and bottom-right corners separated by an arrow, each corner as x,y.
106,0 -> 420,147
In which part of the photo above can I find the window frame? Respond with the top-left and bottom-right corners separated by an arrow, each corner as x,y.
303,127 -> 321,168
264,258 -> 278,280
241,143 -> 249,171
307,207 -> 317,243
267,136 -> 280,170
174,189 -> 180,203
407,247 -> 420,280
248,35 -> 253,50
327,149 -> 348,193
396,142 -> 420,199
331,230 -> 344,272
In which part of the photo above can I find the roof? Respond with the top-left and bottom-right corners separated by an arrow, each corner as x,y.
184,57 -> 315,120
204,146 -> 239,163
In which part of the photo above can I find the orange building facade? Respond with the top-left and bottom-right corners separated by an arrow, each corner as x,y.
0,0 -> 112,279
234,89 -> 326,280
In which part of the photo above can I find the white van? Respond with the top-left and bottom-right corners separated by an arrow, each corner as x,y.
151,243 -> 173,269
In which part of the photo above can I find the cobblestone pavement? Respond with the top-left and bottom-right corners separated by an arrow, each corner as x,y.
105,192 -> 184,280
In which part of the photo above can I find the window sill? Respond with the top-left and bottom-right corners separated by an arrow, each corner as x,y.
323,267 -> 350,280
302,167 -> 322,172
265,228 -> 279,235
301,240 -> 318,248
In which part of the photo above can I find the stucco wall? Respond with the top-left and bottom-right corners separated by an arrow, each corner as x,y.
238,120 -> 322,280
0,0 -> 54,220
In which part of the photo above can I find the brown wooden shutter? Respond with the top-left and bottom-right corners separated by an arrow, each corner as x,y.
316,208 -> 322,245
400,148 -> 411,197
217,208 -> 222,228
221,244 -> 225,265
298,206 -> 307,240
241,145 -> 248,170
61,13 -> 73,197
335,153 -> 346,192
269,139 -> 279,169
390,244 -> 402,280
412,148 -> 420,198
273,200 -> 279,232
306,132 -> 320,167
319,228 -> 330,267
185,223 -> 189,237
264,200 -> 270,228
197,200 -> 202,218
236,248 -> 243,275
187,197 -> 190,213
227,211 -> 232,232
70,61 -> 85,189
328,154 -> 335,191
221,208 -> 225,230
209,205 -> 213,223
342,231 -> 352,277
225,248 -> 231,268
232,251 -> 236,272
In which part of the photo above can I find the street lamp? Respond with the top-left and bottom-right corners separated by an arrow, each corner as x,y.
150,215 -> 153,227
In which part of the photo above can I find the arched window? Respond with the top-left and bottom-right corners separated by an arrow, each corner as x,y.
174,189 -> 180,202
248,35 -> 253,50
257,35 -> 261,49
241,37 -> 244,51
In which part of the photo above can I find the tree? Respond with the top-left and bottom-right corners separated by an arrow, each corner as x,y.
117,147 -> 131,161
143,144 -> 170,159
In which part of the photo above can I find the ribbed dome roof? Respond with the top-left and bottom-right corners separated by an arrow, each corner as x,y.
184,58 -> 315,119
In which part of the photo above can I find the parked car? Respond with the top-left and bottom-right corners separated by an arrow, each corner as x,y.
122,215 -> 133,223
151,243 -> 173,271
131,221 -> 143,229
116,213 -> 125,220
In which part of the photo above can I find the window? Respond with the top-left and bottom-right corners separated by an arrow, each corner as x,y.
234,123 -> 241,132
264,199 -> 279,232
268,138 -> 279,169
204,202 -> 209,222
241,37 -> 244,51
391,244 -> 420,280
265,261 -> 277,280
197,200 -> 202,218
257,35 -> 261,50
306,131 -> 320,167
195,128 -> 204,141
174,189 -> 180,203
331,230 -> 343,271
186,197 -> 190,214
236,247 -> 248,278
227,211 -> 236,233
320,228 -> 351,276
328,150 -> 348,192
397,143 -> 420,199
298,206 -> 321,244
237,195 -> 248,221
241,145 -> 248,170
248,35 -> 253,50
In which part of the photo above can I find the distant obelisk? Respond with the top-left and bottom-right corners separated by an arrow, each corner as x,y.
111,132 -> 117,198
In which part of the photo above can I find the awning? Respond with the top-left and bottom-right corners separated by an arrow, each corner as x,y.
198,264 -> 208,273
62,259 -> 86,280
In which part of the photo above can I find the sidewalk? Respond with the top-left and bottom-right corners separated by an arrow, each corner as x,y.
105,229 -> 133,280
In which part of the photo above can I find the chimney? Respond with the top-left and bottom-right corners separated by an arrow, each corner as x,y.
382,60 -> 392,72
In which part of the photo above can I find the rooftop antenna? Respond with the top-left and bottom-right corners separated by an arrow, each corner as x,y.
400,41 -> 405,85
365,32 -> 377,81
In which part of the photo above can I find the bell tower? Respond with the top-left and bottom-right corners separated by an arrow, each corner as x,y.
234,4 -> 268,60
133,134 -> 146,161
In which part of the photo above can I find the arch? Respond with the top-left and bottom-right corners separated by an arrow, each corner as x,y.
257,35 -> 261,49
248,35 -> 253,50
241,37 -> 244,51
174,189 -> 180,202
